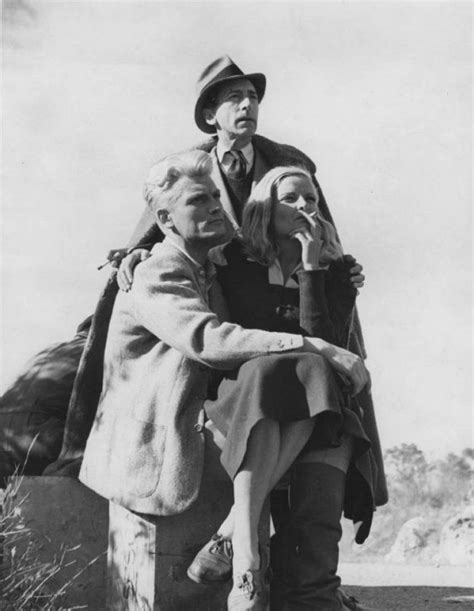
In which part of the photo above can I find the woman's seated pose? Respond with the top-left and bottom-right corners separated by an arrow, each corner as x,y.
185,166 -> 377,610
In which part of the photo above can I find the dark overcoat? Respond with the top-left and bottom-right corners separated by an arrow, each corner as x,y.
47,134 -> 387,536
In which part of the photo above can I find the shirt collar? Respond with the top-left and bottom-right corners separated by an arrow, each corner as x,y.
216,140 -> 254,170
242,252 -> 301,289
268,258 -> 302,289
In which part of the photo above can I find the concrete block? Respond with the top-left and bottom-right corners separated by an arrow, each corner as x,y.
107,477 -> 234,611
107,481 -> 270,610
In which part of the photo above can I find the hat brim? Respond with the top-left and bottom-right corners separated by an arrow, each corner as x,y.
195,72 -> 266,134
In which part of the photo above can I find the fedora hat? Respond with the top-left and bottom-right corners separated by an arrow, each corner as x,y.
194,55 -> 266,134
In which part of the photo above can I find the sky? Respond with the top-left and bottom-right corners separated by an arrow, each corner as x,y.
1,1 -> 472,458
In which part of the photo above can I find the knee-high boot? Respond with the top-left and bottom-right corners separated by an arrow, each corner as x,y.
271,462 -> 346,611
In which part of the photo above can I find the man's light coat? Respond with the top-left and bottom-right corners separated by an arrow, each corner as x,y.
79,239 -> 302,514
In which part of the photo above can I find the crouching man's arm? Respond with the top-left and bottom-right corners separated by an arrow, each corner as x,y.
131,247 -> 302,369
131,245 -> 369,395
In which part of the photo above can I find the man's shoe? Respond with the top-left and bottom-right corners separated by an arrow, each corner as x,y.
187,533 -> 233,584
227,569 -> 269,610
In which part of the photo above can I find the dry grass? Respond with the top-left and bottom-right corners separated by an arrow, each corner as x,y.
0,475 -> 86,611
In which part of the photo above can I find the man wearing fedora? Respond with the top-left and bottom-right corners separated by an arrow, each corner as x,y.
124,55 -> 350,255
48,55 -> 386,610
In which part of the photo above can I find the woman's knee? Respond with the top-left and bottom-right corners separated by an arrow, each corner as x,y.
240,353 -> 326,383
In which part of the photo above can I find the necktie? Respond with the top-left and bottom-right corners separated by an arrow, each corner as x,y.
223,150 -> 247,180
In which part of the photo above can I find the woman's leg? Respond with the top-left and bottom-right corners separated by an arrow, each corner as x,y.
229,418 -> 315,571
231,419 -> 279,573
271,420 -> 315,489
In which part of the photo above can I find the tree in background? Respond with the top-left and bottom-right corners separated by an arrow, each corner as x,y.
427,449 -> 473,509
383,443 -> 472,513
384,443 -> 430,506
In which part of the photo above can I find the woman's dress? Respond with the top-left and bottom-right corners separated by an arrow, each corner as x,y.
204,240 -> 370,481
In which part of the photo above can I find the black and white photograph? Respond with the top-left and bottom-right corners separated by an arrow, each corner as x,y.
1,1 -> 472,609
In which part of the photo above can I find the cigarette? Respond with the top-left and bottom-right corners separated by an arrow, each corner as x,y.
97,249 -> 124,270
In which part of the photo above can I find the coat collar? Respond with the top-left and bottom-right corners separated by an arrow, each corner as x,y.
195,134 -> 317,175
215,141 -> 254,171
156,237 -> 216,284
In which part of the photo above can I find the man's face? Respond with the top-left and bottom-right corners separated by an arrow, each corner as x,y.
205,78 -> 259,144
161,175 -> 228,246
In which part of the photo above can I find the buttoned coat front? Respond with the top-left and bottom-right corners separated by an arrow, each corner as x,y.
79,239 -> 302,515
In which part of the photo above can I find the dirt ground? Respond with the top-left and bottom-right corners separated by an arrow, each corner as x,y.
343,586 -> 474,610
339,562 -> 472,588
339,562 -> 473,610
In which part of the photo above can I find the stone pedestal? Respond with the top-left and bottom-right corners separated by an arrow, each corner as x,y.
106,433 -> 270,610
107,479 -> 235,611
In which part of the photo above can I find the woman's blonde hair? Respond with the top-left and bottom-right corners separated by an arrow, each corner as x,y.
241,166 -> 314,265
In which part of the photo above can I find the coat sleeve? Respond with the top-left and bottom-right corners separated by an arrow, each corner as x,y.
325,257 -> 358,347
297,270 -> 337,343
131,251 -> 303,369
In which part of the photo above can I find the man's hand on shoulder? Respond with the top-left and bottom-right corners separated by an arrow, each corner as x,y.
329,254 -> 365,291
117,249 -> 152,292
345,255 -> 365,290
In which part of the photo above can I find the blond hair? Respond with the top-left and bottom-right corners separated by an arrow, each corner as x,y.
143,150 -> 213,214
241,166 -> 313,265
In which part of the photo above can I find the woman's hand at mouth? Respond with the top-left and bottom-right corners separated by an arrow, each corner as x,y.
290,210 -> 324,270
317,214 -> 344,265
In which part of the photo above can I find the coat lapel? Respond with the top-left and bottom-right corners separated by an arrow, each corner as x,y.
252,146 -> 271,186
